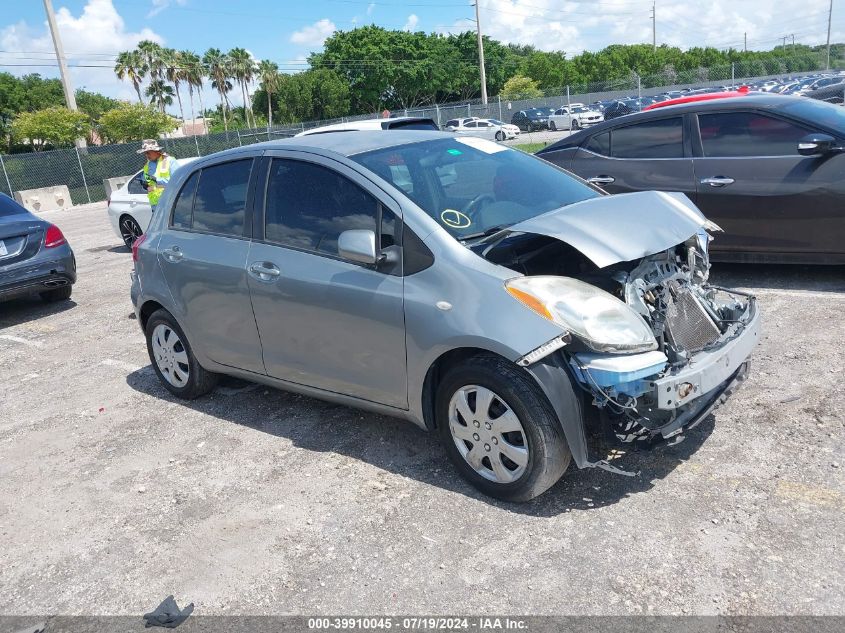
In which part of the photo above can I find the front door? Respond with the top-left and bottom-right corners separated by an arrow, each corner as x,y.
569,116 -> 697,201
157,158 -> 265,374
692,109 -> 845,257
247,154 -> 408,408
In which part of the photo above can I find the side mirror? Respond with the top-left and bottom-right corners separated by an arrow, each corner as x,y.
798,133 -> 839,156
338,229 -> 378,265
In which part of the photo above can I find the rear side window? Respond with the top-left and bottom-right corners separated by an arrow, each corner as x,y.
264,159 -> 379,256
171,171 -> 199,229
612,117 -> 683,158
584,132 -> 610,156
191,159 -> 252,236
698,112 -> 811,157
127,173 -> 146,195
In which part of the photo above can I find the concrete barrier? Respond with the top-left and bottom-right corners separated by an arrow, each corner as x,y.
13,186 -> 72,212
103,175 -> 133,199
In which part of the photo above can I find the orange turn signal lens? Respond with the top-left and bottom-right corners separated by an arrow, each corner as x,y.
506,286 -> 553,321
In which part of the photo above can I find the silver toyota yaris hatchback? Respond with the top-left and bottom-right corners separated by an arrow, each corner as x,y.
131,131 -> 760,501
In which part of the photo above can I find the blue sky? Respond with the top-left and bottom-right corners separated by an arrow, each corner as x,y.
2,0 -> 843,104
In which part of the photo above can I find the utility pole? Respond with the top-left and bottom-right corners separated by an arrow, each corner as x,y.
791,33 -> 795,53
782,35 -> 788,51
826,0 -> 834,69
474,1 -> 488,105
651,1 -> 656,51
744,32 -> 747,52
43,0 -> 86,147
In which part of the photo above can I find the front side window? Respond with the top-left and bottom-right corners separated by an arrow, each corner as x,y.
190,159 -> 252,236
353,137 -> 600,239
611,117 -> 683,159
698,112 -> 812,157
264,159 -> 379,256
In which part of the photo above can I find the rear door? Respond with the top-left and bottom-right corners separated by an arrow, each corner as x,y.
246,153 -> 408,408
157,157 -> 265,374
568,115 -> 697,200
692,109 -> 845,257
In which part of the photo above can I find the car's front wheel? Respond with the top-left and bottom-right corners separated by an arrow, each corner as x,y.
436,354 -> 571,502
119,215 -> 143,250
495,130 -> 505,141
145,309 -> 218,399
549,120 -> 557,131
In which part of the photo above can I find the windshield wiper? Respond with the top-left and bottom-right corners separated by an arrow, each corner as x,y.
459,224 -> 512,242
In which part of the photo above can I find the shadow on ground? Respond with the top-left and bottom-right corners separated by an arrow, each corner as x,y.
127,368 -> 715,517
710,262 -> 845,293
0,296 -> 76,329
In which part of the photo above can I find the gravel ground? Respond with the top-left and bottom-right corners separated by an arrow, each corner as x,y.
0,202 -> 843,617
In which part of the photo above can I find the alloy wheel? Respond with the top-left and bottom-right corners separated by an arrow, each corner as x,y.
151,324 -> 190,388
120,216 -> 143,249
448,385 -> 529,484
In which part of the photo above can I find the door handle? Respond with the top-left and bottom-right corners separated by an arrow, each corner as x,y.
163,246 -> 183,262
587,176 -> 615,185
248,262 -> 281,282
701,176 -> 735,187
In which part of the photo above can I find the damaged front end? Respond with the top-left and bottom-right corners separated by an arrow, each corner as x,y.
478,191 -> 761,470
567,232 -> 760,447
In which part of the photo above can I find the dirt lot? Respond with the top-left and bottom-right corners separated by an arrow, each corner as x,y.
1,202 -> 843,617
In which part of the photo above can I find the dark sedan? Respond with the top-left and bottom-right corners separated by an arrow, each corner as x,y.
510,108 -> 551,131
537,94 -> 845,264
0,193 -> 76,303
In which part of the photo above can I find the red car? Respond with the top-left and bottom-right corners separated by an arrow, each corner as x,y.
645,86 -> 751,110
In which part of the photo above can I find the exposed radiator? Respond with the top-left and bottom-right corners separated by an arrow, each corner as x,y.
664,285 -> 721,353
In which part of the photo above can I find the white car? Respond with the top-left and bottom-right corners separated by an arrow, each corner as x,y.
548,104 -> 604,131
443,117 -> 479,130
107,157 -> 199,248
295,117 -> 439,136
452,118 -> 520,141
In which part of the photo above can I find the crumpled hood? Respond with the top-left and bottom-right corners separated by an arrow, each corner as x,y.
507,190 -> 708,268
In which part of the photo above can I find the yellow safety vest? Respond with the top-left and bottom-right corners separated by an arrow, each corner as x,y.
143,155 -> 173,206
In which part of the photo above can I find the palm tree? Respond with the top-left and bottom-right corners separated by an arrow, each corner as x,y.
145,79 -> 175,112
228,48 -> 256,128
162,48 -> 186,125
203,48 -> 231,132
114,50 -> 146,104
180,50 -> 205,134
137,40 -> 163,84
257,60 -> 279,129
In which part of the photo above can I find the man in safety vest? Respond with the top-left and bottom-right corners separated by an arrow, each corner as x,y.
137,139 -> 180,209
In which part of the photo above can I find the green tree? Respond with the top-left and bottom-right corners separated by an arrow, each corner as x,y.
144,79 -> 175,113
203,48 -> 232,132
98,103 -> 176,143
228,47 -> 257,128
11,107 -> 90,150
180,50 -> 206,133
162,48 -> 186,123
256,60 -> 280,128
114,50 -> 146,104
500,75 -> 542,100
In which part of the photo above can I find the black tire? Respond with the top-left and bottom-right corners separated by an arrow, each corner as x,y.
145,308 -> 218,399
495,130 -> 505,141
549,120 -> 557,131
119,215 -> 143,250
40,284 -> 72,302
436,354 -> 571,502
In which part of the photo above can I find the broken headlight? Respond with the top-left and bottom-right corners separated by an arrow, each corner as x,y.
506,276 -> 658,354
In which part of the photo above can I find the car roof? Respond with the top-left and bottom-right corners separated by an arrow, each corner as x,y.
644,86 -> 752,110
205,130 -> 464,160
295,116 -> 434,136
537,94 -> 815,153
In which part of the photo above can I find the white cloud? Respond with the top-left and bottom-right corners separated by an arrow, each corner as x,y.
447,0 -> 841,56
403,14 -> 419,32
290,18 -> 336,46
147,0 -> 187,19
366,3 -> 376,16
0,0 -> 163,100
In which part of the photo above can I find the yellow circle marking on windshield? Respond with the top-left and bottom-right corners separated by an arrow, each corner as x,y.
440,209 -> 472,229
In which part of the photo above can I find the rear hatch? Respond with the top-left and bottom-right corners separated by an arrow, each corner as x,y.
0,214 -> 45,269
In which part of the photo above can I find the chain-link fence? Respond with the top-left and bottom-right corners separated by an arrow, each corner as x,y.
1,56 -> 843,206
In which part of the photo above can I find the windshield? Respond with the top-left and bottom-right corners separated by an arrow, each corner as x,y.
781,98 -> 845,134
488,119 -> 505,125
352,137 -> 600,239
572,106 -> 589,113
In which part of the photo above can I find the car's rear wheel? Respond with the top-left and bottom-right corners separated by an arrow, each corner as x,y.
549,120 -> 557,131
145,309 -> 218,399
436,354 -> 571,502
40,284 -> 72,302
119,215 -> 143,250
495,130 -> 505,141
